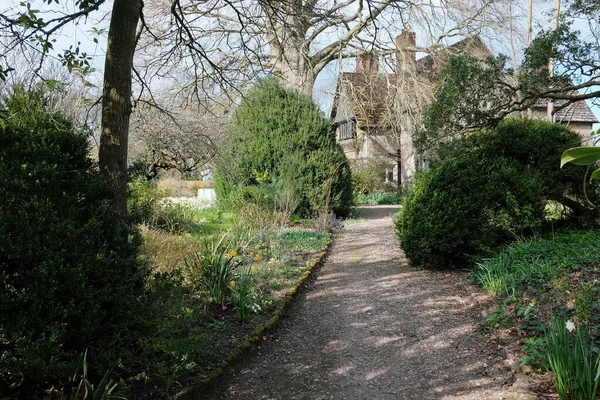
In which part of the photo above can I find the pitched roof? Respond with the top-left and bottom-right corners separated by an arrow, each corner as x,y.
533,99 -> 598,123
336,72 -> 396,127
416,36 -> 492,75
331,35 -> 598,128
331,36 -> 491,127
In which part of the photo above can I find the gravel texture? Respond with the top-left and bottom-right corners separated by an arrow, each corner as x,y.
202,205 -> 532,400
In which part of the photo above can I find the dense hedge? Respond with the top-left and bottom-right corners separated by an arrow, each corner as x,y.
396,118 -> 590,269
214,79 -> 353,217
0,89 -> 149,391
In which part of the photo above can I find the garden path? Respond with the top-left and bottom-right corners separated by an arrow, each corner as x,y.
203,205 -> 532,400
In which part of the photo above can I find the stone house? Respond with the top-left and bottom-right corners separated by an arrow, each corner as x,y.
330,30 -> 598,186
530,100 -> 597,142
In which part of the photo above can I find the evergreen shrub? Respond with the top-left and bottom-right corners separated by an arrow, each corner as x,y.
0,88 -> 149,391
214,79 -> 353,217
396,118 -> 588,269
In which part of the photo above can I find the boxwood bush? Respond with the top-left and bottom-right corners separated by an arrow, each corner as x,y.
214,79 -> 353,217
0,88 -> 149,392
396,118 -> 591,269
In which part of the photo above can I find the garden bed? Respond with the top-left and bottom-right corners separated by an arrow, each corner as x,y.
129,217 -> 332,398
473,230 -> 600,399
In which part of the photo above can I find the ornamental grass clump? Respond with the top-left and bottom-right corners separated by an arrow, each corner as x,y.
546,318 -> 600,400
183,234 -> 241,306
230,268 -> 256,322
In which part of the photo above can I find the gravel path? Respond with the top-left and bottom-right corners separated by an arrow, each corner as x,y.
203,205 -> 529,400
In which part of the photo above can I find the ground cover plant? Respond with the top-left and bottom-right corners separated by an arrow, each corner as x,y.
473,230 -> 600,399
133,221 -> 330,398
473,230 -> 600,296
115,175 -> 332,397
396,118 -> 593,269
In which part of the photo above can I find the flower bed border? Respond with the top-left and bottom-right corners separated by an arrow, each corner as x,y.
176,237 -> 333,399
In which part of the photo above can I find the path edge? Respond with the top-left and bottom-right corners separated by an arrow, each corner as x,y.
175,236 -> 333,400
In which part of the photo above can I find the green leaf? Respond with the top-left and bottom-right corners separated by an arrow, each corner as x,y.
560,147 -> 600,167
590,169 -> 600,181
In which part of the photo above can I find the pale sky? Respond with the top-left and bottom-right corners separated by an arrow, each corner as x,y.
2,0 -> 599,125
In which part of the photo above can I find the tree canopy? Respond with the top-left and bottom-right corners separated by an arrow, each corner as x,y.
418,1 -> 600,151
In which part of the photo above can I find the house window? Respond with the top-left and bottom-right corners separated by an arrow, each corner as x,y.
338,118 -> 356,140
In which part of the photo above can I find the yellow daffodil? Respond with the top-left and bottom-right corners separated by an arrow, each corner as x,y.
252,263 -> 258,270
229,280 -> 236,288
254,255 -> 261,261
226,250 -> 238,259
249,251 -> 255,256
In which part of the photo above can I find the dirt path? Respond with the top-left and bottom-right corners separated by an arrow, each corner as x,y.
203,205 -> 530,400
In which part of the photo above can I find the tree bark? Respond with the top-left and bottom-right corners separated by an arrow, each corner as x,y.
265,7 -> 315,96
271,42 -> 315,95
99,0 -> 140,215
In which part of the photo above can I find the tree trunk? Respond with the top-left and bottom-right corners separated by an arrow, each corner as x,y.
270,36 -> 315,95
265,6 -> 315,96
527,0 -> 533,118
99,0 -> 140,215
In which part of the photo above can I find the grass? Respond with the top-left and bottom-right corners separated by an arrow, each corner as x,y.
277,230 -> 329,252
473,230 -> 600,296
141,228 -> 202,273
189,207 -> 235,235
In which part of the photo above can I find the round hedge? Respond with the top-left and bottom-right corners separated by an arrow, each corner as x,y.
214,79 -> 353,217
396,118 -> 590,269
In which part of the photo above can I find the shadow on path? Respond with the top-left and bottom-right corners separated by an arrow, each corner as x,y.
202,206 -> 517,400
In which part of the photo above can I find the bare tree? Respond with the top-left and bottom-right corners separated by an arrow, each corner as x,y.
134,0 -> 518,99
128,99 -> 228,179
0,0 -> 521,213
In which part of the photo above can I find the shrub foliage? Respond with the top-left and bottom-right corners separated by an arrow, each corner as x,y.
214,79 -> 353,217
396,118 -> 591,268
350,160 -> 392,195
0,88 -> 149,391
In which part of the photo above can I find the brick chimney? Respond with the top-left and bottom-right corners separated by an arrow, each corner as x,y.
396,28 -> 416,77
355,53 -> 379,74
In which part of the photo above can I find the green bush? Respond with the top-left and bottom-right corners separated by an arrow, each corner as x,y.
350,160 -> 391,195
214,79 -> 353,217
0,88 -> 149,392
396,118 -> 587,268
128,176 -> 167,224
